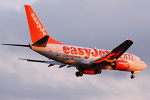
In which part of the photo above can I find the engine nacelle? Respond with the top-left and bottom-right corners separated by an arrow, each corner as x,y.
111,60 -> 130,70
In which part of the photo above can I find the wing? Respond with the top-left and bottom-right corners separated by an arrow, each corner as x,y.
19,58 -> 74,68
90,39 -> 133,64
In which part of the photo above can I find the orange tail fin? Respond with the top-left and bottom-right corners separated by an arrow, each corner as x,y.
24,5 -> 63,45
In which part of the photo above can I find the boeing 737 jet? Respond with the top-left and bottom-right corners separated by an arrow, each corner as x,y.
3,5 -> 147,79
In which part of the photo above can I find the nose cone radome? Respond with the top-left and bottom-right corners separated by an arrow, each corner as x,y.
142,62 -> 147,70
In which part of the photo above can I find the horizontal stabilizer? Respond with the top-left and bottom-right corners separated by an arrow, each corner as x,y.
2,44 -> 30,47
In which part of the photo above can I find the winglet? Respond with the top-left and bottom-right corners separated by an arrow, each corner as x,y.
24,5 -> 63,45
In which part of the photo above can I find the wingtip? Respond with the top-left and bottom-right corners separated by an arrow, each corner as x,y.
18,58 -> 25,60
2,44 -> 30,47
126,39 -> 132,41
2,44 -> 8,45
126,39 -> 133,43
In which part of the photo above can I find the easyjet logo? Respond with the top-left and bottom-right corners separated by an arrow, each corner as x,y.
31,13 -> 47,36
63,46 -> 109,59
120,54 -> 134,61
119,61 -> 130,67
62,46 -> 134,61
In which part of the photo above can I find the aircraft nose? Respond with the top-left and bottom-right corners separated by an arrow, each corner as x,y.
142,62 -> 147,70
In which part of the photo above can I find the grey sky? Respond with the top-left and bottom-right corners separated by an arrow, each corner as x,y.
0,0 -> 150,100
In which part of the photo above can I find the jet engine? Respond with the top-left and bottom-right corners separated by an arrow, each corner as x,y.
111,60 -> 130,70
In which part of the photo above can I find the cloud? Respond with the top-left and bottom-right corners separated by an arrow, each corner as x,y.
0,0 -> 39,11
0,0 -> 150,100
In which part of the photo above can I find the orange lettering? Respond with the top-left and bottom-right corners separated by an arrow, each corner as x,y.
92,49 -> 98,57
63,46 -> 70,54
105,50 -> 109,54
78,48 -> 84,55
84,48 -> 91,59
70,47 -> 78,55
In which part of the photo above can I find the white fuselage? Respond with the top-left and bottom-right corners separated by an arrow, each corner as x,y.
30,44 -> 147,72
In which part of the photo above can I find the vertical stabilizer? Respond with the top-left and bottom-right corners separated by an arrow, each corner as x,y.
24,5 -> 63,45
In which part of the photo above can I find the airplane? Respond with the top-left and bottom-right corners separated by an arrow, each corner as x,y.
2,5 -> 147,79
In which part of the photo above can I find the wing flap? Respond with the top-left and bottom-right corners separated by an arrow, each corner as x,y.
19,58 -> 64,64
19,58 -> 74,68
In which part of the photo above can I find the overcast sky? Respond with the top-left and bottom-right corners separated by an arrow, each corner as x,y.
0,0 -> 150,100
